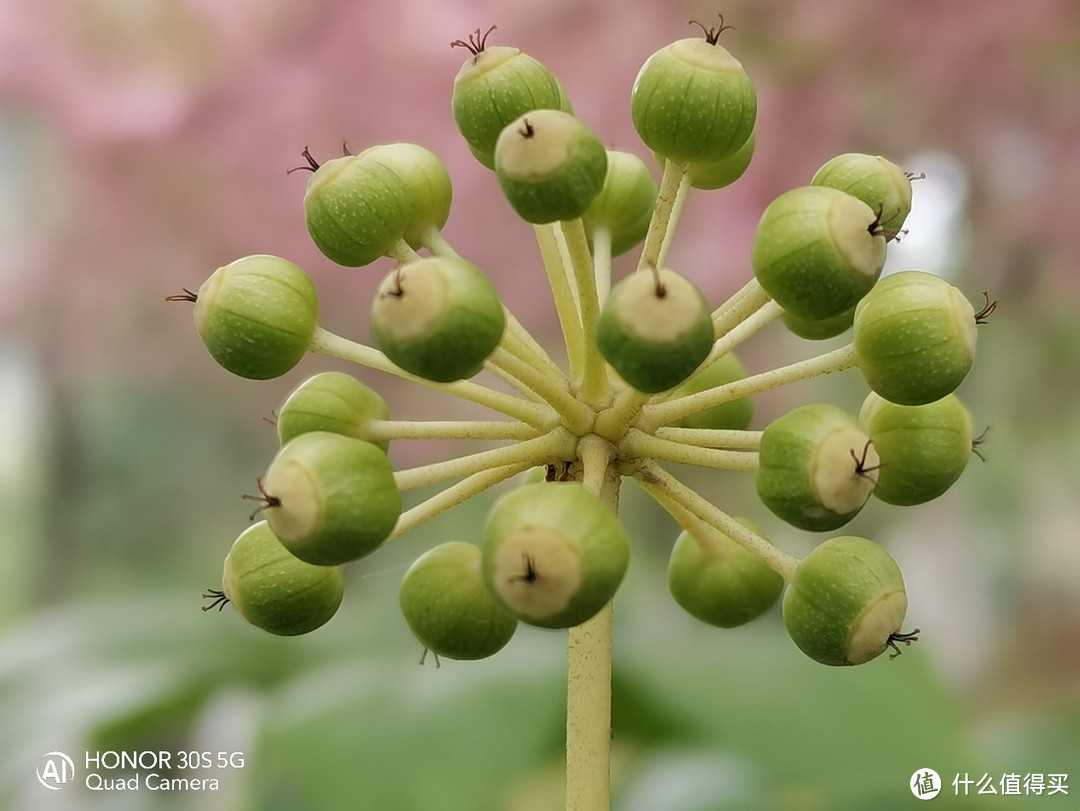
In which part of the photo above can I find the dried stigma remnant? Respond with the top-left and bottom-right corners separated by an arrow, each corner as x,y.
690,14 -> 735,45
886,628 -> 921,659
451,25 -> 497,56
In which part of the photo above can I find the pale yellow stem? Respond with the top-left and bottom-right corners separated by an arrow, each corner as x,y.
566,433 -> 618,811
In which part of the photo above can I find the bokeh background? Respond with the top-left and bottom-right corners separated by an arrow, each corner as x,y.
1,0 -> 1078,808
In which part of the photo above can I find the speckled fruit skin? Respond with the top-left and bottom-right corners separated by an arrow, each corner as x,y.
399,541 -> 518,660
859,392 -> 972,506
193,254 -> 318,380
582,150 -> 659,257
481,482 -> 629,629
683,131 -> 755,191
782,305 -> 855,341
782,536 -> 907,666
370,256 -> 506,383
303,154 -> 410,267
811,153 -> 912,241
752,186 -> 886,322
222,521 -> 344,636
276,371 -> 391,452
452,46 -> 571,170
631,37 -> 756,163
672,352 -> 754,431
667,519 -> 783,628
596,268 -> 714,394
756,404 -> 876,532
357,143 -> 453,249
262,431 -> 401,566
853,270 -> 976,406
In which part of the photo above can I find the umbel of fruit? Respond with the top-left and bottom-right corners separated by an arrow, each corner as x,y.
481,482 -> 630,629
596,267 -> 714,394
370,256 -> 506,383
209,521 -> 344,637
399,541 -> 518,660
258,431 -> 401,566
782,536 -> 913,666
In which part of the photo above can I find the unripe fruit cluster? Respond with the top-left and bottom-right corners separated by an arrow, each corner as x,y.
180,21 -> 986,677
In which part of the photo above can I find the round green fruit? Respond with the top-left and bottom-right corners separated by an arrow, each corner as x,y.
782,536 -> 910,666
752,186 -> 886,321
756,404 -> 879,532
667,519 -> 783,628
452,41 -> 571,170
276,371 -> 391,452
190,254 -> 317,380
219,521 -> 344,636
631,32 -> 756,163
781,305 -> 855,341
859,392 -> 972,506
481,482 -> 629,629
582,149 -> 658,257
370,256 -> 506,383
260,431 -> 401,566
399,542 -> 518,661
853,270 -> 977,406
303,153 -> 410,267
596,268 -> 714,394
493,109 -> 608,224
357,143 -> 453,249
810,153 -> 912,241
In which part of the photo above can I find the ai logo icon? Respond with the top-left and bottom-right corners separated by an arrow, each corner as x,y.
37,751 -> 75,790
911,768 -> 942,800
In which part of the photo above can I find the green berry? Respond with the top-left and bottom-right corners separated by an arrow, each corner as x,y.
631,26 -> 756,163
671,352 -> 754,430
781,305 -> 855,341
596,268 -> 714,394
302,153 -> 410,267
276,371 -> 391,453
811,153 -> 912,241
357,143 -> 453,249
260,431 -> 401,566
681,130 -> 755,191
481,482 -> 629,629
218,521 -> 344,636
493,110 -> 608,224
782,536 -> 910,666
853,270 -> 977,406
756,404 -> 879,532
667,519 -> 783,628
370,256 -> 506,383
189,254 -> 317,380
452,37 -> 571,170
581,150 -> 659,257
399,541 -> 518,660
752,186 -> 887,321
859,392 -> 972,506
